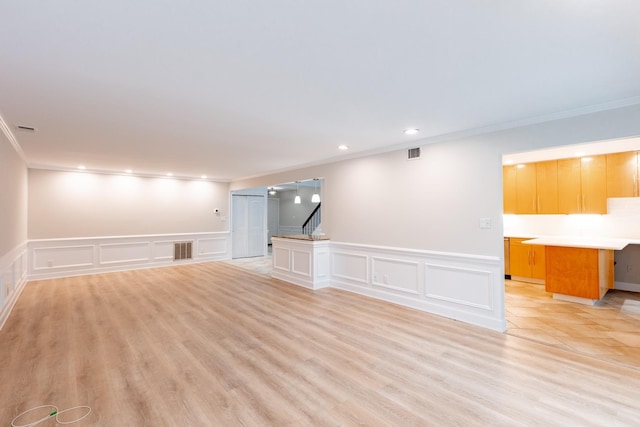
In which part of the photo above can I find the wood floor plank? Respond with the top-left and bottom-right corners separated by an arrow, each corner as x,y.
2,262 -> 640,426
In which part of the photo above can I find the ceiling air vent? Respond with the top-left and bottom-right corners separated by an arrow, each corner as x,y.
407,147 -> 421,160
16,125 -> 36,133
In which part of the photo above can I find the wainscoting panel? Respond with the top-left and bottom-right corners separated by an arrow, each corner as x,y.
197,237 -> 227,257
99,242 -> 152,265
331,251 -> 368,284
153,241 -> 175,261
0,242 -> 28,330
425,264 -> 493,310
292,250 -> 311,277
271,237 -> 331,290
371,256 -> 420,295
33,245 -> 94,271
273,247 -> 291,272
28,232 -> 231,280
329,242 -> 505,332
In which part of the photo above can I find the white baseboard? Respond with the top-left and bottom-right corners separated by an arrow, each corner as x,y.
0,242 -> 28,330
614,281 -> 640,293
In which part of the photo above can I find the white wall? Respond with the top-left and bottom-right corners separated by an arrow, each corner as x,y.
233,104 -> 640,253
0,132 -> 28,328
25,169 -> 233,281
29,169 -> 230,238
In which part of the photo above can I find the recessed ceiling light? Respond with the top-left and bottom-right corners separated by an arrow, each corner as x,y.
78,165 -> 86,170
125,169 -> 133,174
338,144 -> 349,150
403,128 -> 420,135
201,175 -> 207,179
504,159 -> 514,165
166,172 -> 173,177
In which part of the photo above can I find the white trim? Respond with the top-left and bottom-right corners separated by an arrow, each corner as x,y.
0,112 -> 28,164
614,281 -> 640,293
272,239 -> 506,332
0,242 -> 28,330
27,232 -> 231,280
329,241 -> 505,332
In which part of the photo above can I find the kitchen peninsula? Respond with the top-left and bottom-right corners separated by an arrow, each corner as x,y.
271,235 -> 330,290
524,237 -> 629,304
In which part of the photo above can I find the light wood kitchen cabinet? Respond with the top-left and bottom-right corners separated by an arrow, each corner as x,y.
606,151 -> 638,198
545,246 -> 614,300
509,238 -> 545,281
503,165 -> 517,214
557,155 -> 607,214
503,161 -> 558,214
515,163 -> 537,214
535,160 -> 558,214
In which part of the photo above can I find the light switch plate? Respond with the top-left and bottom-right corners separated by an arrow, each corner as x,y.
479,217 -> 492,229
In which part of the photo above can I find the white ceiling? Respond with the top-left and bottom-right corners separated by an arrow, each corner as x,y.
2,1 -> 640,181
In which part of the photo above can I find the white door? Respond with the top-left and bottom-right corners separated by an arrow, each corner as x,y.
232,195 -> 265,258
267,198 -> 279,244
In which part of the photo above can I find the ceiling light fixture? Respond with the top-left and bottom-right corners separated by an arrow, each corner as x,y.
268,187 -> 277,196
201,175 -> 207,179
166,172 -> 173,177
311,179 -> 320,203
125,169 -> 133,174
404,128 -> 420,135
338,144 -> 349,151
294,181 -> 301,204
78,165 -> 86,170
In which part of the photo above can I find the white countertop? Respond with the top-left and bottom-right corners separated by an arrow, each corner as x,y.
522,236 -> 630,250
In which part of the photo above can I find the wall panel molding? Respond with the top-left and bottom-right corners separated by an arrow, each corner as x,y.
27,232 -> 231,280
329,241 -> 505,332
0,242 -> 28,330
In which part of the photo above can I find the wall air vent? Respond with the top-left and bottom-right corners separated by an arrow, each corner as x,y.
16,125 -> 36,132
407,147 -> 421,160
174,241 -> 193,261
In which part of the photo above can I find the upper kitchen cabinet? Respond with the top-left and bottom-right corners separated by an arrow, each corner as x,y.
606,151 -> 638,198
557,155 -> 607,214
503,165 -> 517,214
503,161 -> 558,214
515,163 -> 537,214
535,160 -> 559,214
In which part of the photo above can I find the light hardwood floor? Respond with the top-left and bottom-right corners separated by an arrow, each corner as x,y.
2,262 -> 640,426
506,279 -> 640,369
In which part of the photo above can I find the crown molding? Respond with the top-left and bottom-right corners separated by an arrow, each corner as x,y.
0,112 -> 28,164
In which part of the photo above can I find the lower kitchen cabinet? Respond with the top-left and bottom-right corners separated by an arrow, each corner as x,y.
509,238 -> 545,281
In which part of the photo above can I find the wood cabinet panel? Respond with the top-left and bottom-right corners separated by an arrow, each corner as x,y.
544,246 -> 613,300
536,160 -> 558,214
581,155 -> 607,214
545,246 -> 600,299
606,151 -> 638,198
516,163 -> 537,214
557,158 -> 582,214
503,165 -> 517,214
510,241 -> 532,277
530,245 -> 545,280
509,238 -> 545,281
556,156 -> 607,214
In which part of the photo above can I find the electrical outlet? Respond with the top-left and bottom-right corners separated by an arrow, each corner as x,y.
383,274 -> 390,284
